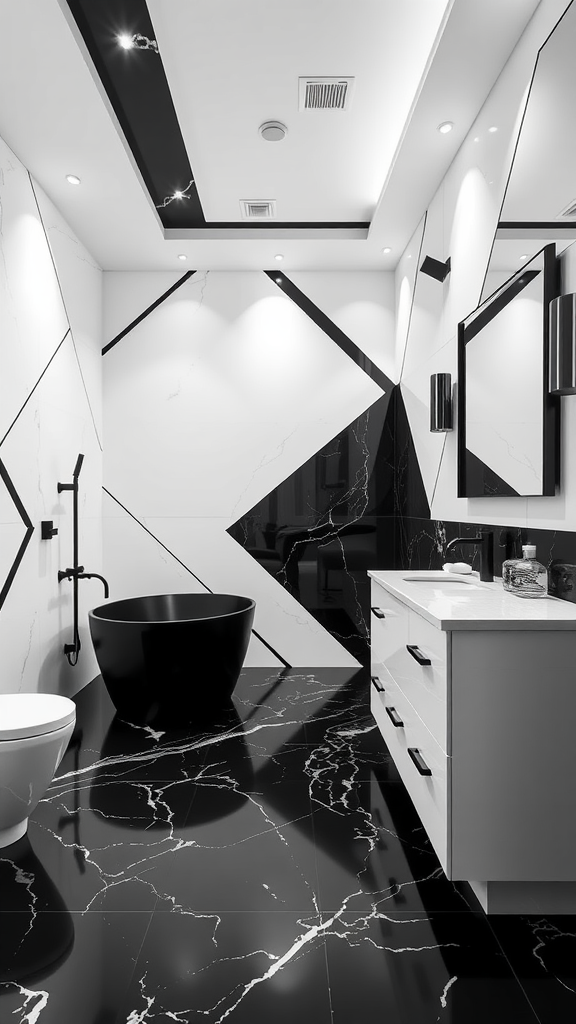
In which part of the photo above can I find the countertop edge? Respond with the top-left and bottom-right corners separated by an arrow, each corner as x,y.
368,570 -> 576,631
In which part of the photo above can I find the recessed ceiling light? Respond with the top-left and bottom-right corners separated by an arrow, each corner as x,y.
407,254 -> 412,260
66,174 -> 81,185
177,254 -> 187,261
274,254 -> 284,261
437,121 -> 454,134
520,254 -> 530,261
118,33 -> 134,49
488,125 -> 498,133
473,136 -> 480,143
382,247 -> 392,254
275,277 -> 283,284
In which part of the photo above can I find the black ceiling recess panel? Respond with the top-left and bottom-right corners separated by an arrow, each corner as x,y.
64,0 -> 370,234
64,0 -> 205,229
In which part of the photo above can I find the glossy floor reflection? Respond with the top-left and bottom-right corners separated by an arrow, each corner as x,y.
0,669 -> 574,1023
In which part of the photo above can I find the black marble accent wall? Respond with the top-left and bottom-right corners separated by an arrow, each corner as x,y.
395,516 -> 576,602
229,390 -> 396,663
229,382 -> 441,664
386,384 -> 576,602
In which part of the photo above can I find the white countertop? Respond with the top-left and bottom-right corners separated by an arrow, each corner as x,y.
368,570 -> 576,631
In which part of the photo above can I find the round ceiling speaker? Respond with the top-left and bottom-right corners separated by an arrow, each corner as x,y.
259,121 -> 288,142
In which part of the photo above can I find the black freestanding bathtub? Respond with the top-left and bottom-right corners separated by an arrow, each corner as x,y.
88,594 -> 255,724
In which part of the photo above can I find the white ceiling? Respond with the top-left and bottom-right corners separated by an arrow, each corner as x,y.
0,0 -> 543,270
148,0 -> 451,223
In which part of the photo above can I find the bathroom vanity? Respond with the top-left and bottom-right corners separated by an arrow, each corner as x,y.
369,569 -> 576,914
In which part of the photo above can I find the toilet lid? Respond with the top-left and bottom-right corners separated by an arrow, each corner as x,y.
0,694 -> 76,740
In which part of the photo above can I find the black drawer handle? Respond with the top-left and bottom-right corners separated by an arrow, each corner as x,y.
406,644 -> 431,666
385,706 -> 404,728
407,747 -> 432,776
371,675 -> 385,693
371,606 -> 386,619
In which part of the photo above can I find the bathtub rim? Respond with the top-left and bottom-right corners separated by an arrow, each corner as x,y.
89,593 -> 256,626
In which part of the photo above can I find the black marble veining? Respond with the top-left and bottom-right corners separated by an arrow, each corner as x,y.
394,515 -> 576,601
0,669 -> 573,1023
229,392 -> 396,663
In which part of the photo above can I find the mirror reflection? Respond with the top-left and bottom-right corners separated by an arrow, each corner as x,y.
501,0 -> 576,226
458,245 -> 558,497
482,0 -> 576,300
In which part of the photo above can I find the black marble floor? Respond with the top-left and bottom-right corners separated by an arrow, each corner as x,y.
0,669 -> 574,1023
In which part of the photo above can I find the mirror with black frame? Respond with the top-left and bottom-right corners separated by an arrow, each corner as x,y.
458,244 -> 559,497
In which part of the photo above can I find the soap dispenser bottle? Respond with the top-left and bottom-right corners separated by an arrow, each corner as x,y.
502,544 -> 548,598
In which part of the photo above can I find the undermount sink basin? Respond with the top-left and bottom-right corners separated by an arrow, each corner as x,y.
403,575 -> 485,590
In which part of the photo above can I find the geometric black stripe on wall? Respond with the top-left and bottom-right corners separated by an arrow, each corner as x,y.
0,329 -> 70,447
102,486 -> 291,669
0,458 -> 34,611
102,271 -> 197,355
264,271 -> 395,394
229,275 -> 397,663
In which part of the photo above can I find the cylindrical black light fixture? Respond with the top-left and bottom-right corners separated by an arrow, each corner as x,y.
430,372 -> 453,431
549,293 -> 576,395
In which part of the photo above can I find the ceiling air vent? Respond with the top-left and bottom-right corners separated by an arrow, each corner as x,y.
557,199 -> 576,219
299,77 -> 354,111
240,200 -> 276,219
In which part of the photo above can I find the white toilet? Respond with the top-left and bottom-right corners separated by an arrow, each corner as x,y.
0,693 -> 76,848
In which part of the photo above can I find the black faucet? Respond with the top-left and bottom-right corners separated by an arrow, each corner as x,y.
58,566 -> 110,600
76,572 -> 110,599
445,528 -> 494,582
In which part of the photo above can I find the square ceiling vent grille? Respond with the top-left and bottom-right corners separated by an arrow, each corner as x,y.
240,200 -> 277,219
299,77 -> 354,110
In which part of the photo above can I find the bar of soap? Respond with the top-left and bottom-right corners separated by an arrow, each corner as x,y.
442,562 -> 472,574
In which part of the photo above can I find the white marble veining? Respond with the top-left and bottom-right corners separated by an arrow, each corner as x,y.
0,666 -> 570,1021
369,569 -> 576,629
103,270 -> 386,666
0,129 -> 103,695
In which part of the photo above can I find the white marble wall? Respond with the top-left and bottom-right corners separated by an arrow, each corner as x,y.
0,133 -> 103,696
396,0 -> 576,530
103,270 -> 394,666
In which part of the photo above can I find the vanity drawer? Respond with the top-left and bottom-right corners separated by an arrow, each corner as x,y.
391,611 -> 450,752
370,582 -> 449,751
370,583 -> 409,671
371,673 -> 450,875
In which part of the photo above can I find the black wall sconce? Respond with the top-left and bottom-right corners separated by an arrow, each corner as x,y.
420,255 -> 451,282
549,293 -> 576,395
430,373 -> 453,431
